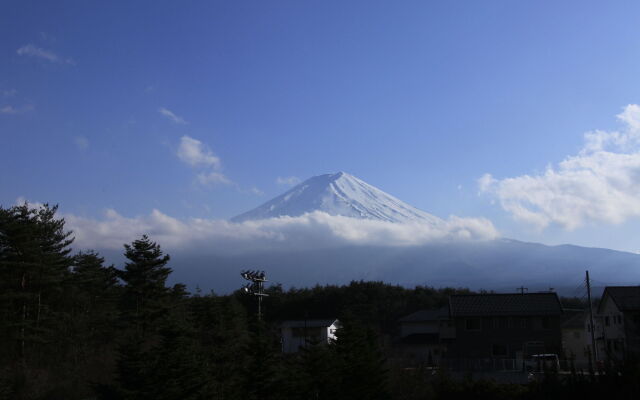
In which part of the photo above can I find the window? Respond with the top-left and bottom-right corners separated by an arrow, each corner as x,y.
465,318 -> 481,331
605,316 -> 610,327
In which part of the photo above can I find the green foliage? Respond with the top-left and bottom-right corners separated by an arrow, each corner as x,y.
0,204 -> 74,358
333,317 -> 390,400
117,235 -> 172,337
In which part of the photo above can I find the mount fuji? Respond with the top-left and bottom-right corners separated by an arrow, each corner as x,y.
232,172 -> 442,224
165,172 -> 640,294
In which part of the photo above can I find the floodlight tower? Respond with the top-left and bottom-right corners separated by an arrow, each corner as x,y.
240,270 -> 269,321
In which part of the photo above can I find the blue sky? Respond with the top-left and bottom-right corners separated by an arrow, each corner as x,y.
3,1 -> 640,253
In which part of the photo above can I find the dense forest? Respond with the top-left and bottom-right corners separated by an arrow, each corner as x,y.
1,203 -> 639,399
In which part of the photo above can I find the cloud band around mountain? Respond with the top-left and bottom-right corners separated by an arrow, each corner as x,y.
65,209 -> 499,254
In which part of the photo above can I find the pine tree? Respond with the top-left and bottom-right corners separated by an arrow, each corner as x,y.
189,294 -> 250,399
291,339 -> 340,400
117,235 -> 172,337
0,204 -> 73,362
66,251 -> 121,393
333,318 -> 390,400
241,321 -> 283,400
146,320 -> 208,400
70,251 -> 120,339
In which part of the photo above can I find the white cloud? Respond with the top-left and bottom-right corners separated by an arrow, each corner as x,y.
74,136 -> 89,151
17,44 -> 74,64
3,89 -> 17,97
14,197 -> 45,210
276,176 -> 301,186
159,107 -> 187,124
1,104 -> 33,114
1,106 -> 19,114
177,136 -> 233,187
250,187 -> 264,196
480,104 -> 640,230
64,209 -> 499,253
177,136 -> 221,168
197,171 -> 232,186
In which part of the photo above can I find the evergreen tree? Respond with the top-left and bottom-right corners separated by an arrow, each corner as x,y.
241,321 -> 282,400
290,339 -> 340,400
145,321 -> 208,400
333,318 -> 390,400
189,294 -> 250,399
0,203 -> 74,396
66,251 -> 121,393
117,235 -> 172,337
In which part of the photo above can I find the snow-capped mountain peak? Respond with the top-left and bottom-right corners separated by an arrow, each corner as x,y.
231,172 -> 443,225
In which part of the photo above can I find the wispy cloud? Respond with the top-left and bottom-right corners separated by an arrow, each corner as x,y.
1,104 -> 33,115
1,106 -> 19,114
64,208 -> 499,252
159,107 -> 187,124
177,135 -> 232,187
480,104 -> 640,230
17,44 -> 74,64
197,171 -> 232,186
2,89 -> 17,97
276,176 -> 301,186
177,136 -> 221,168
74,136 -> 89,151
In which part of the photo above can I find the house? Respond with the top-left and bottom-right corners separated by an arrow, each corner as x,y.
281,319 -> 340,353
446,293 -> 563,362
594,286 -> 640,362
396,306 -> 455,364
561,309 -> 589,368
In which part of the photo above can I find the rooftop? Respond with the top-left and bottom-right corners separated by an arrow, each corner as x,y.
602,286 -> 640,312
449,293 -> 563,317
399,306 -> 449,322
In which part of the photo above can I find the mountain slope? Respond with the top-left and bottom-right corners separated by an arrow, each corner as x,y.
232,172 -> 443,224
161,238 -> 640,294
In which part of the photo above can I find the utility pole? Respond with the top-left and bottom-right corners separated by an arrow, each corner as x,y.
586,270 -> 598,367
517,286 -> 528,294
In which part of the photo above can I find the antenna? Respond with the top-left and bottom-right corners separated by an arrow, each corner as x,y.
240,269 -> 269,321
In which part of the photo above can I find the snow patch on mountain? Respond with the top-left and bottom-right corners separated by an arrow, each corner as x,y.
232,172 -> 444,225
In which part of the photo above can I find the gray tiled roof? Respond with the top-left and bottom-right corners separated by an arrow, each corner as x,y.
449,293 -> 563,317
399,306 -> 449,322
603,286 -> 640,311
